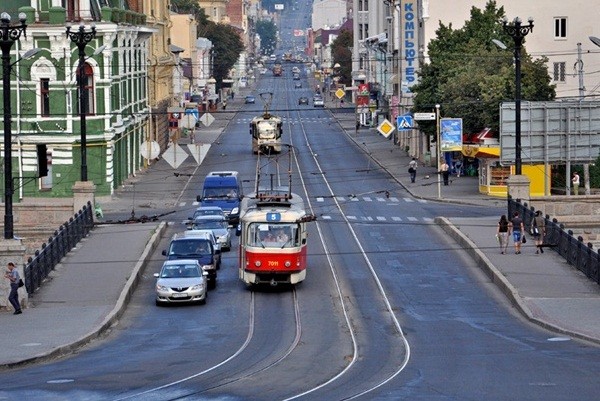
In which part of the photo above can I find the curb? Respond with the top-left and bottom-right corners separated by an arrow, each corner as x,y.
0,222 -> 167,370
437,216 -> 600,345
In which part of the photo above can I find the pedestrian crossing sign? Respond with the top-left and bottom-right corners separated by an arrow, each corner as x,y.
397,115 -> 413,131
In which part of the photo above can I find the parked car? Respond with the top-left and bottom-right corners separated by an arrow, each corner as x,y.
245,95 -> 256,104
154,259 -> 208,306
190,215 -> 232,251
313,96 -> 325,107
294,81 -> 302,88
298,96 -> 309,105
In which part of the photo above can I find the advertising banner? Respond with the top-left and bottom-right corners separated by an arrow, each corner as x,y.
440,118 -> 463,152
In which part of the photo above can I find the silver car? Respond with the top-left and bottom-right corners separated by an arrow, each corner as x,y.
191,215 -> 232,251
154,260 -> 208,306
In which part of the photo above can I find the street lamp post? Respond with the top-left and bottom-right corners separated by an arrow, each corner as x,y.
1,12 -> 29,240
435,104 -> 441,199
502,16 -> 534,176
66,23 -> 97,182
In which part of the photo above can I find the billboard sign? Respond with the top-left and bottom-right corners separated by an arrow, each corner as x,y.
440,118 -> 463,152
500,101 -> 600,164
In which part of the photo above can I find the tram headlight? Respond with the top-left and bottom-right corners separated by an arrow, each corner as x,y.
284,261 -> 291,268
254,260 -> 262,267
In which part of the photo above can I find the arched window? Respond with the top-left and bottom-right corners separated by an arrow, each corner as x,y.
77,63 -> 94,115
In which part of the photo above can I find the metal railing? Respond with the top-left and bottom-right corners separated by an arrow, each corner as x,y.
508,197 -> 600,286
23,201 -> 94,294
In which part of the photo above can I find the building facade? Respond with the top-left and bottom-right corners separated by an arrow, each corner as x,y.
0,1 -> 155,199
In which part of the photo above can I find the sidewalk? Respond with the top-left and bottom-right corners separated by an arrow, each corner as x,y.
329,102 -> 600,345
1,87 -> 599,370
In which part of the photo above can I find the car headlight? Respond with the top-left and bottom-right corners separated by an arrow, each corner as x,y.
202,264 -> 214,271
231,207 -> 239,215
156,284 -> 169,291
190,284 -> 204,291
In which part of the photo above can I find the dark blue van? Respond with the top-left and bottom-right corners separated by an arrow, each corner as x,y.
197,171 -> 242,225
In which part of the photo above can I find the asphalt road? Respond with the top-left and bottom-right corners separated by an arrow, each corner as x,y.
1,5 -> 600,401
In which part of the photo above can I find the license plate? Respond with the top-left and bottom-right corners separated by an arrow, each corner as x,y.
171,293 -> 187,298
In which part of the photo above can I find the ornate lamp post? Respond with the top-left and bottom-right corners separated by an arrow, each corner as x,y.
66,23 -> 97,182
1,12 -> 29,239
502,16 -> 534,175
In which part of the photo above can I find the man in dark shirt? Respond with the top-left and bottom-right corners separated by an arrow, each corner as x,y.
510,211 -> 525,254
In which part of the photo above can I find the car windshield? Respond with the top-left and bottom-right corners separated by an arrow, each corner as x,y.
160,264 -> 201,278
248,223 -> 299,248
192,219 -> 227,230
168,239 -> 211,256
203,188 -> 237,199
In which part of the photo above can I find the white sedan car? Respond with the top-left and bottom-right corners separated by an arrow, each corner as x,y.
154,260 -> 208,306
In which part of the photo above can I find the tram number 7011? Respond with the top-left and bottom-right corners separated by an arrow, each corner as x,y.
267,260 -> 279,267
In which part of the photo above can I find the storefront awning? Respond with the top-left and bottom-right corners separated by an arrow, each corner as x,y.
462,145 -> 500,158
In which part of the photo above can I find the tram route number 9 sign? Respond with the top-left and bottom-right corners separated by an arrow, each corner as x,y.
267,212 -> 281,222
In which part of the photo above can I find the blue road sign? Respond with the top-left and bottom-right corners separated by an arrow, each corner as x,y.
397,115 -> 413,131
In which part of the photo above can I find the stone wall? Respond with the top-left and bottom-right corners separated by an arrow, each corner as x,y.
0,199 -> 76,259
528,195 -> 600,247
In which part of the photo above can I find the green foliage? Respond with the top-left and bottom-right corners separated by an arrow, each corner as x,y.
331,29 -> 353,86
203,24 -> 244,89
412,0 -> 555,138
256,19 -> 278,56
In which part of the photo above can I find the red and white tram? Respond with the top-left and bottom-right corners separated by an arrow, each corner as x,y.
238,190 -> 312,286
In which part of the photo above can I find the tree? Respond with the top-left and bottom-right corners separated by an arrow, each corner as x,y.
256,19 -> 278,56
412,0 -> 555,138
203,24 -> 244,89
331,29 -> 353,86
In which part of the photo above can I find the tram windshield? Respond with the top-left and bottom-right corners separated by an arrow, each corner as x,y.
249,223 -> 299,248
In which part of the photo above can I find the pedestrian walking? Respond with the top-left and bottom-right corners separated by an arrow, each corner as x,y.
531,210 -> 546,254
572,172 -> 580,195
440,161 -> 450,185
4,262 -> 22,314
496,214 -> 510,254
408,158 -> 418,183
510,211 -> 525,254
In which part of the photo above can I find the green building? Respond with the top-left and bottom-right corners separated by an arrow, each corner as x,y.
0,1 -> 154,199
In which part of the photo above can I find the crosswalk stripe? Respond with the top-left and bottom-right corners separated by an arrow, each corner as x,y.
317,197 -> 324,202
403,198 -> 414,202
376,197 -> 386,202
364,197 -> 372,202
376,216 -> 386,221
390,197 -> 399,202
392,217 -> 402,221
407,217 -> 418,221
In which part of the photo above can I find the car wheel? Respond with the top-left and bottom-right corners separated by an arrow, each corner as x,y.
209,280 -> 216,290
155,300 -> 162,307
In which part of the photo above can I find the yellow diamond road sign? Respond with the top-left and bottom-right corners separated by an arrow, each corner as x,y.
377,119 -> 395,138
335,88 -> 345,99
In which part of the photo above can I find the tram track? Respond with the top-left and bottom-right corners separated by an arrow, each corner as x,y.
280,71 -> 412,399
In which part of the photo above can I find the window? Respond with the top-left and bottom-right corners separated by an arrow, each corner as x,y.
364,0 -> 369,12
358,23 -> 364,40
77,63 -> 94,115
364,24 -> 369,39
358,0 -> 363,11
554,17 -> 567,39
553,62 -> 566,82
40,78 -> 50,117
